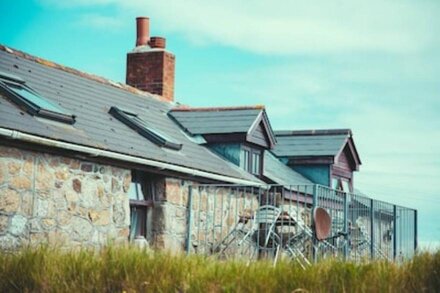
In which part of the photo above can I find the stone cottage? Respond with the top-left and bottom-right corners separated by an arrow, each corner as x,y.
0,17 -> 415,257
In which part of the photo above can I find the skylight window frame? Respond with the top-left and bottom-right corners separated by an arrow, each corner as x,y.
109,106 -> 183,151
0,76 -> 76,125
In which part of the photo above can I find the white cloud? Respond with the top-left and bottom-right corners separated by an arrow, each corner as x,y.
76,13 -> 125,30
39,0 -> 440,55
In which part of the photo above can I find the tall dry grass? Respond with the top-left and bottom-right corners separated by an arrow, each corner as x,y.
0,246 -> 438,292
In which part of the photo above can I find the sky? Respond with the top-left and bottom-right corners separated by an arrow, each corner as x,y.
1,0 -> 439,249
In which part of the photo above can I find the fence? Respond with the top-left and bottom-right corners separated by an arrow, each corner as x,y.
185,184 -> 417,266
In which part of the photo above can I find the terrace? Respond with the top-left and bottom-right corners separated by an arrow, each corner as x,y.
184,184 -> 417,266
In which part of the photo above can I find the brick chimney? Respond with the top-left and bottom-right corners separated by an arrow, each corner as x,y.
126,17 -> 175,102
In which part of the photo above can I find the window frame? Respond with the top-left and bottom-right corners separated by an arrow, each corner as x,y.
241,145 -> 262,176
128,171 -> 155,242
0,74 -> 76,124
332,176 -> 352,193
109,106 -> 182,150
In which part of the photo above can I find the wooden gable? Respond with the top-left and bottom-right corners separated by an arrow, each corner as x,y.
246,111 -> 276,149
333,138 -> 361,178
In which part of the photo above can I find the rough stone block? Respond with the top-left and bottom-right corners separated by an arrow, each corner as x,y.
20,192 -> 33,215
88,210 -> 111,226
35,164 -> 54,191
22,159 -> 33,176
0,234 -> 21,250
71,216 -> 93,241
0,163 -> 4,185
57,210 -> 72,227
0,215 -> 9,233
41,218 -> 56,230
10,176 -> 31,190
0,188 -> 20,213
72,178 -> 81,193
9,214 -> 27,236
7,161 -> 21,175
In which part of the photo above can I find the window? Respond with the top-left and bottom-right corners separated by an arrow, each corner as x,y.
128,172 -> 155,242
252,152 -> 260,175
341,179 -> 351,193
242,149 -> 250,172
109,106 -> 182,150
332,177 -> 352,193
0,71 -> 75,124
241,146 -> 262,176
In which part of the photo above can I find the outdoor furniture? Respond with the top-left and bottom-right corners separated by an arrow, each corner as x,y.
281,207 -> 343,267
214,205 -> 283,263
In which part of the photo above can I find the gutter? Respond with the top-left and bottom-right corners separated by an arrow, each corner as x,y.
0,127 -> 263,187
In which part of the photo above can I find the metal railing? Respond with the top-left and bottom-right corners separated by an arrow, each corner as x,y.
184,184 -> 417,265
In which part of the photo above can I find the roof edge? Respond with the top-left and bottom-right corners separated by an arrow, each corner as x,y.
170,105 -> 265,112
275,129 -> 352,137
0,126 -> 262,186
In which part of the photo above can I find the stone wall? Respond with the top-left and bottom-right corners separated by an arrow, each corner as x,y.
155,179 -> 259,254
0,145 -> 131,250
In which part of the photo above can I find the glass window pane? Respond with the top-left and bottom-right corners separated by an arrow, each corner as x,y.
129,206 -> 147,239
342,180 -> 351,192
8,83 -> 66,114
242,150 -> 250,172
132,115 -> 181,145
128,182 -> 139,200
252,153 -> 260,175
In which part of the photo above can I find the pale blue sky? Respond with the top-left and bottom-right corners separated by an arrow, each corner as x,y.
1,0 -> 439,249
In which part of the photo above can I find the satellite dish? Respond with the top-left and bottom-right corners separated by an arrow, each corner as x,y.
314,207 -> 332,241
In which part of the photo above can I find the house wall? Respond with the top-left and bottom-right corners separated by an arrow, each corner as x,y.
0,145 -> 131,250
0,143 -> 257,254
208,143 -> 241,166
292,165 -> 330,186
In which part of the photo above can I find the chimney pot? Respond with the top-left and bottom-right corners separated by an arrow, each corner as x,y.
127,17 -> 175,102
149,37 -> 166,49
136,17 -> 150,47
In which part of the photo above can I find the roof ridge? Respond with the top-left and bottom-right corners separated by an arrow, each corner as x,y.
0,44 -> 171,104
275,129 -> 352,136
170,105 -> 265,112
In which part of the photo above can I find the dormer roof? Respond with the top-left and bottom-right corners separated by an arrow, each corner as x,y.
169,106 -> 277,149
273,129 -> 361,170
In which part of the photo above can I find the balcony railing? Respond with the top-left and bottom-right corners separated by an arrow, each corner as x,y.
184,184 -> 417,266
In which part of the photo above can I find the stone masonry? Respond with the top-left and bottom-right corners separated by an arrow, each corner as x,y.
157,178 -> 259,254
0,145 -> 131,250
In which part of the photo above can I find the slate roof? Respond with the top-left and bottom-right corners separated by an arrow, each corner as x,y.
273,129 -> 351,158
263,151 -> 313,187
169,107 -> 263,135
0,45 -> 262,183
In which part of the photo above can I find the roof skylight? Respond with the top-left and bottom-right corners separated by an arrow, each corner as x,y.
0,71 -> 75,124
109,106 -> 182,151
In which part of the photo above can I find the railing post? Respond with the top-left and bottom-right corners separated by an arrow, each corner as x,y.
370,198 -> 375,260
414,209 -> 418,253
343,192 -> 349,261
393,205 -> 397,260
312,184 -> 318,264
185,185 -> 193,255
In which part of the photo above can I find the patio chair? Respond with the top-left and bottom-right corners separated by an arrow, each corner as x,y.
213,209 -> 257,260
282,207 -> 340,267
239,205 -> 283,262
351,218 -> 390,261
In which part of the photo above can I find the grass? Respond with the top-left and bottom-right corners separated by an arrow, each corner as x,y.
0,246 -> 438,292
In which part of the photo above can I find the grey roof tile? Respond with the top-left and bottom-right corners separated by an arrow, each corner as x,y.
273,132 -> 348,157
0,47 -> 261,183
263,151 -> 313,186
169,108 -> 262,135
